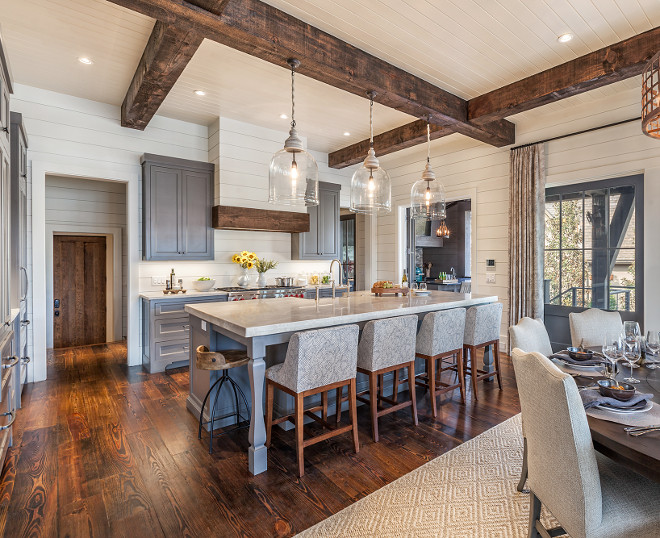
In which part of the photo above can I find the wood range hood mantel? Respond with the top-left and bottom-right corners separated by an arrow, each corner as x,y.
212,205 -> 310,233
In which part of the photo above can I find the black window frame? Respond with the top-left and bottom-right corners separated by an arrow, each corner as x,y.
544,174 -> 644,326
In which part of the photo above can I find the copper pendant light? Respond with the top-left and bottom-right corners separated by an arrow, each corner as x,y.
642,51 -> 660,138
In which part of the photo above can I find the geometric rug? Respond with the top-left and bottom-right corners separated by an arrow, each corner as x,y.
297,415 -> 560,537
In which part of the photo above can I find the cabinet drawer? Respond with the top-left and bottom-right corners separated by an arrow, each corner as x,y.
154,340 -> 190,366
154,302 -> 188,318
153,317 -> 190,342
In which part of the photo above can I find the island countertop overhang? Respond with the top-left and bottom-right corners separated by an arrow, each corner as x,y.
184,291 -> 499,338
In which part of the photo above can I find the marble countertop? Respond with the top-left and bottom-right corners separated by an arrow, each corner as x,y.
139,290 -> 228,301
185,290 -> 498,338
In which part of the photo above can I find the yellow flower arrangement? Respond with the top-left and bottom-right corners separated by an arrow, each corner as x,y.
232,251 -> 257,269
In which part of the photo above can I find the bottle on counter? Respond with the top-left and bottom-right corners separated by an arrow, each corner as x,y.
169,268 -> 176,290
402,270 -> 408,288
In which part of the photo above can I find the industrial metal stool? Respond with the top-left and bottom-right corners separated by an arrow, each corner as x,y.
196,345 -> 251,454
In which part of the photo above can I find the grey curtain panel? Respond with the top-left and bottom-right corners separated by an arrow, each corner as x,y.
509,143 -> 545,327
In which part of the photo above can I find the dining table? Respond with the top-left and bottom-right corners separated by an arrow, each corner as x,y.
571,360 -> 660,482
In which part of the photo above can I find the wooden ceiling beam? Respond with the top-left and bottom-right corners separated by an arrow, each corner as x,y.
108,0 -> 515,145
329,27 -> 660,168
468,26 -> 660,125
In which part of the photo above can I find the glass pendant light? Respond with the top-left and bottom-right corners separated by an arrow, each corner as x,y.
410,118 -> 445,220
349,91 -> 391,214
436,220 -> 450,239
269,58 -> 319,206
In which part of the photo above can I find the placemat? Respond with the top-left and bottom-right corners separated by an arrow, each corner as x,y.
587,401 -> 660,427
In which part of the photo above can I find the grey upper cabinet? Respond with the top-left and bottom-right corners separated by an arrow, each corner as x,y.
292,181 -> 341,260
142,154 -> 214,261
10,112 -> 28,310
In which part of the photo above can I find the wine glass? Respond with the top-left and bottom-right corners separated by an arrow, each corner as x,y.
646,330 -> 660,370
601,337 -> 620,380
623,322 -> 641,368
623,337 -> 642,384
419,282 -> 427,291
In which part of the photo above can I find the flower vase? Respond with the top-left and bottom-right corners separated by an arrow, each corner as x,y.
237,267 -> 250,288
257,272 -> 267,287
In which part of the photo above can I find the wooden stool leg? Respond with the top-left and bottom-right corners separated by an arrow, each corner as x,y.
494,342 -> 503,390
457,350 -> 466,403
349,379 -> 359,453
377,373 -> 384,405
392,368 -> 399,403
322,391 -> 329,421
408,362 -> 418,426
295,392 -> 305,477
265,381 -> 274,448
469,346 -> 479,400
336,386 -> 343,424
428,357 -> 437,417
369,371 -> 379,442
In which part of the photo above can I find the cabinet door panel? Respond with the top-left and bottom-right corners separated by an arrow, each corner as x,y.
319,188 -> 340,258
149,166 -> 181,258
300,204 -> 320,258
181,170 -> 213,258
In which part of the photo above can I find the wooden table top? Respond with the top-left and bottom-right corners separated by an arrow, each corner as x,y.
584,364 -> 660,482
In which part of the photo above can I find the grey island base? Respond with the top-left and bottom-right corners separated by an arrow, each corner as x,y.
185,290 -> 499,475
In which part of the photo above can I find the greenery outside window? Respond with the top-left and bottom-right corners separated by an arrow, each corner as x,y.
544,175 -> 643,317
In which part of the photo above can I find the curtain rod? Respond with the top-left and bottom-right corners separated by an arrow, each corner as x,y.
511,116 -> 641,151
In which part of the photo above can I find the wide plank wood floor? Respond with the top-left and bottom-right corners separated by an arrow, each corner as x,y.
0,342 -> 520,537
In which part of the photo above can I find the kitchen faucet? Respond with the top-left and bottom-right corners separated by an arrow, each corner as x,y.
329,259 -> 349,299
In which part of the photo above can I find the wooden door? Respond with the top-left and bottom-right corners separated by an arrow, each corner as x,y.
53,235 -> 106,348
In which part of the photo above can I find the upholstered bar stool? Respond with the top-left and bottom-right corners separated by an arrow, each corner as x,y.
355,315 -> 418,442
414,308 -> 467,417
196,345 -> 251,454
463,302 -> 503,400
265,324 -> 360,477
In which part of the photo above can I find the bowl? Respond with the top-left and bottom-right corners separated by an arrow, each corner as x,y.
597,379 -> 636,401
192,279 -> 215,291
567,347 -> 594,361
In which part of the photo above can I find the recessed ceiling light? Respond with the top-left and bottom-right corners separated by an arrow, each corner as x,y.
78,57 -> 93,65
343,132 -> 351,136
280,113 -> 288,119
557,33 -> 574,43
194,90 -> 206,96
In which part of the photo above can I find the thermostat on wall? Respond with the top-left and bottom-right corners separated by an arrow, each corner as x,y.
486,259 -> 496,271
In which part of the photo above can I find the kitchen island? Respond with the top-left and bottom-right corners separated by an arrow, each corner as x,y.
185,290 -> 498,475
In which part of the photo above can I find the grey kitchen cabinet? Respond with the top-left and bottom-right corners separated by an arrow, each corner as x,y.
141,294 -> 228,374
291,181 -> 341,260
141,154 -> 214,261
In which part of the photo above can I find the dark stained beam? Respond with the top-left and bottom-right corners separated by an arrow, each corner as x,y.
107,0 -> 515,146
468,26 -> 660,124
330,27 -> 660,168
212,205 -> 310,233
122,20 -> 203,129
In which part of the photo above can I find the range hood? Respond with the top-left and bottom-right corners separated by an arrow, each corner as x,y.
212,205 -> 310,233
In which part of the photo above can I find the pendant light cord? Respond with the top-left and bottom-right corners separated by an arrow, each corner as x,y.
290,63 -> 296,129
369,94 -> 374,148
426,118 -> 431,164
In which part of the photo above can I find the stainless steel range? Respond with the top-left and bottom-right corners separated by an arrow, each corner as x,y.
215,285 -> 306,301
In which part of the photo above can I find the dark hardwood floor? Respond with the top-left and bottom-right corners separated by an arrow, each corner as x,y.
0,342 -> 520,537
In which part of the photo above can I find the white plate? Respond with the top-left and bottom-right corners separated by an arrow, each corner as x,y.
594,400 -> 653,414
412,290 -> 431,296
553,357 -> 604,370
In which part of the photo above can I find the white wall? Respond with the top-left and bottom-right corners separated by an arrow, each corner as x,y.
374,83 -> 660,342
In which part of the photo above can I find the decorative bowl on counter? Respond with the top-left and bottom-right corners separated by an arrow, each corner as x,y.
192,278 -> 216,291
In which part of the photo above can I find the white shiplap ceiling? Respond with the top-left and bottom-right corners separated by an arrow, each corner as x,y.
0,0 -> 658,152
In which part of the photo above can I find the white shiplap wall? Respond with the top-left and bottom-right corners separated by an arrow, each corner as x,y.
45,175 -> 127,340
375,82 -> 660,342
138,117 -> 354,290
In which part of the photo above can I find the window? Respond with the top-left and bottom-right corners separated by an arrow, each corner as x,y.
544,175 -> 643,316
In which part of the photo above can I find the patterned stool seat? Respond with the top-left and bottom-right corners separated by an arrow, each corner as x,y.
463,303 -> 503,399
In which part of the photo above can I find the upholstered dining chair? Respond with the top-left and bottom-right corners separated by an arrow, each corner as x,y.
265,324 -> 360,477
356,315 -> 419,442
569,308 -> 623,348
415,308 -> 467,417
508,316 -> 552,492
463,302 -> 503,399
511,349 -> 660,538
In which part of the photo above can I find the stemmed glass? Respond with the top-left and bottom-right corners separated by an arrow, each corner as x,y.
623,322 -> 641,369
601,337 -> 620,380
623,337 -> 642,384
646,330 -> 660,370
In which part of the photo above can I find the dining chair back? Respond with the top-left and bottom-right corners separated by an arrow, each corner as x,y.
508,317 -> 552,356
568,308 -> 622,348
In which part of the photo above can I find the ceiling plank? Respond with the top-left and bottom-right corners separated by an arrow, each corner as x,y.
121,20 -> 203,129
107,0 -> 515,146
329,27 -> 660,168
468,26 -> 660,124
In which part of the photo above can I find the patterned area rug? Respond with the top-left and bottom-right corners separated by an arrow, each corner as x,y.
297,414 -> 558,537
